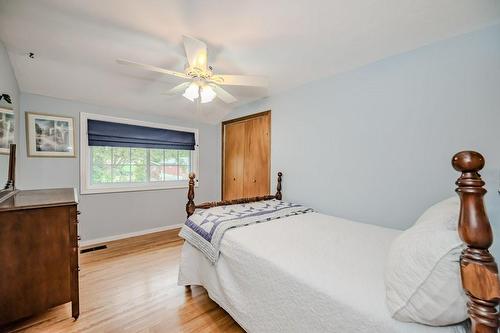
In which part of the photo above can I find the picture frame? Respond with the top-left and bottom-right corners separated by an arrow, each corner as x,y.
26,112 -> 76,157
0,107 -> 15,155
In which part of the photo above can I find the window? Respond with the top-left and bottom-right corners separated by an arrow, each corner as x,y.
80,113 -> 198,194
90,147 -> 192,184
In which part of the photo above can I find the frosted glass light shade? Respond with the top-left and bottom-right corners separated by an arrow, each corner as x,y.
200,85 -> 216,103
183,82 -> 199,101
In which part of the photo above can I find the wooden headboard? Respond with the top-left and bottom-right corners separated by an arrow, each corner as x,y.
186,172 -> 282,218
452,151 -> 499,333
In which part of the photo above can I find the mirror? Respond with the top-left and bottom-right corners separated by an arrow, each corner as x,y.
0,152 -> 8,187
0,143 -> 16,203
0,95 -> 15,187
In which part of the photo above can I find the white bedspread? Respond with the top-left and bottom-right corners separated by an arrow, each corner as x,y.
178,212 -> 468,333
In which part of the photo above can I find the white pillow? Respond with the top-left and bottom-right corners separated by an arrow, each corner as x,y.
385,197 -> 468,326
414,197 -> 460,228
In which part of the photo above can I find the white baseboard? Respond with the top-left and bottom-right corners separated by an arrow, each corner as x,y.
80,223 -> 183,248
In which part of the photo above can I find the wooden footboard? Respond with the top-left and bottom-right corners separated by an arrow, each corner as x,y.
453,151 -> 500,333
186,172 -> 283,217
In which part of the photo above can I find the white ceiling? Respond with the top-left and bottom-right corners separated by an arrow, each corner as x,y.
0,0 -> 499,124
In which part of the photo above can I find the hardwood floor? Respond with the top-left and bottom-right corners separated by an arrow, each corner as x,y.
1,229 -> 244,333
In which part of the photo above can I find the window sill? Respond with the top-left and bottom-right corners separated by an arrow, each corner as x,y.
80,181 -> 198,195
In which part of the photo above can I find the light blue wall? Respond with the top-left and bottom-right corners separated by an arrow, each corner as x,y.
0,40 -> 19,182
19,93 -> 221,241
229,24 -> 500,258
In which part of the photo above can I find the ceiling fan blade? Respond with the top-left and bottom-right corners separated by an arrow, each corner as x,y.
210,84 -> 237,104
163,82 -> 191,95
210,74 -> 268,87
183,35 -> 208,71
117,59 -> 189,79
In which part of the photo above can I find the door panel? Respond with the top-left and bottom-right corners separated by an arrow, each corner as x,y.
223,121 -> 245,200
243,113 -> 270,198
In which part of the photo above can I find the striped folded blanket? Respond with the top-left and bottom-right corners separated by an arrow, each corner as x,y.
179,199 -> 313,263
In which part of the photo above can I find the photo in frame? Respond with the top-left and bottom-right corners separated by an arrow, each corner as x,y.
0,107 -> 15,155
26,112 -> 76,157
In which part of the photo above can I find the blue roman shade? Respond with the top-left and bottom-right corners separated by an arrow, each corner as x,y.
87,119 -> 196,150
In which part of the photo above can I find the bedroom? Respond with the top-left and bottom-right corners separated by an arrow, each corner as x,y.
0,0 -> 499,332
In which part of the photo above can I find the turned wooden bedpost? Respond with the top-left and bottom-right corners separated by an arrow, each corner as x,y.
275,172 -> 283,200
186,172 -> 196,218
452,151 -> 500,333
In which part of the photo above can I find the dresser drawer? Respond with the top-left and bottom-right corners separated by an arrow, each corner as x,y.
0,206 -> 72,325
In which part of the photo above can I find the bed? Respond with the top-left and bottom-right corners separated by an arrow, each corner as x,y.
178,151 -> 499,333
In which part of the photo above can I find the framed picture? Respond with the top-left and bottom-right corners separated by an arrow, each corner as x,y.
0,107 -> 15,155
26,112 -> 76,157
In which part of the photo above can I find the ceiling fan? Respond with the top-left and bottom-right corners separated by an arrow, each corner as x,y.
117,36 -> 268,104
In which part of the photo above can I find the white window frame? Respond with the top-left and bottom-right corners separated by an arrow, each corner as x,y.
80,112 -> 199,195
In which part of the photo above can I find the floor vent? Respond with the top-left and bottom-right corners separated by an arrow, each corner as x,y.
80,245 -> 107,254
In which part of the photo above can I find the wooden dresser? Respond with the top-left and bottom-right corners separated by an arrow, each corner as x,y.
0,188 -> 80,325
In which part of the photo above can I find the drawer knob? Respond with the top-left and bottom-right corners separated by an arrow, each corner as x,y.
77,236 -> 81,241
77,211 -> 81,215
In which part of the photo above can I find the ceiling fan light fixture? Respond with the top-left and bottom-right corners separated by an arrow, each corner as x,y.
118,36 -> 267,105
182,82 -> 199,101
200,85 -> 216,103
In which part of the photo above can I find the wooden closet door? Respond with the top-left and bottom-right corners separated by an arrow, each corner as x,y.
223,111 -> 271,200
243,114 -> 270,197
223,121 -> 246,200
